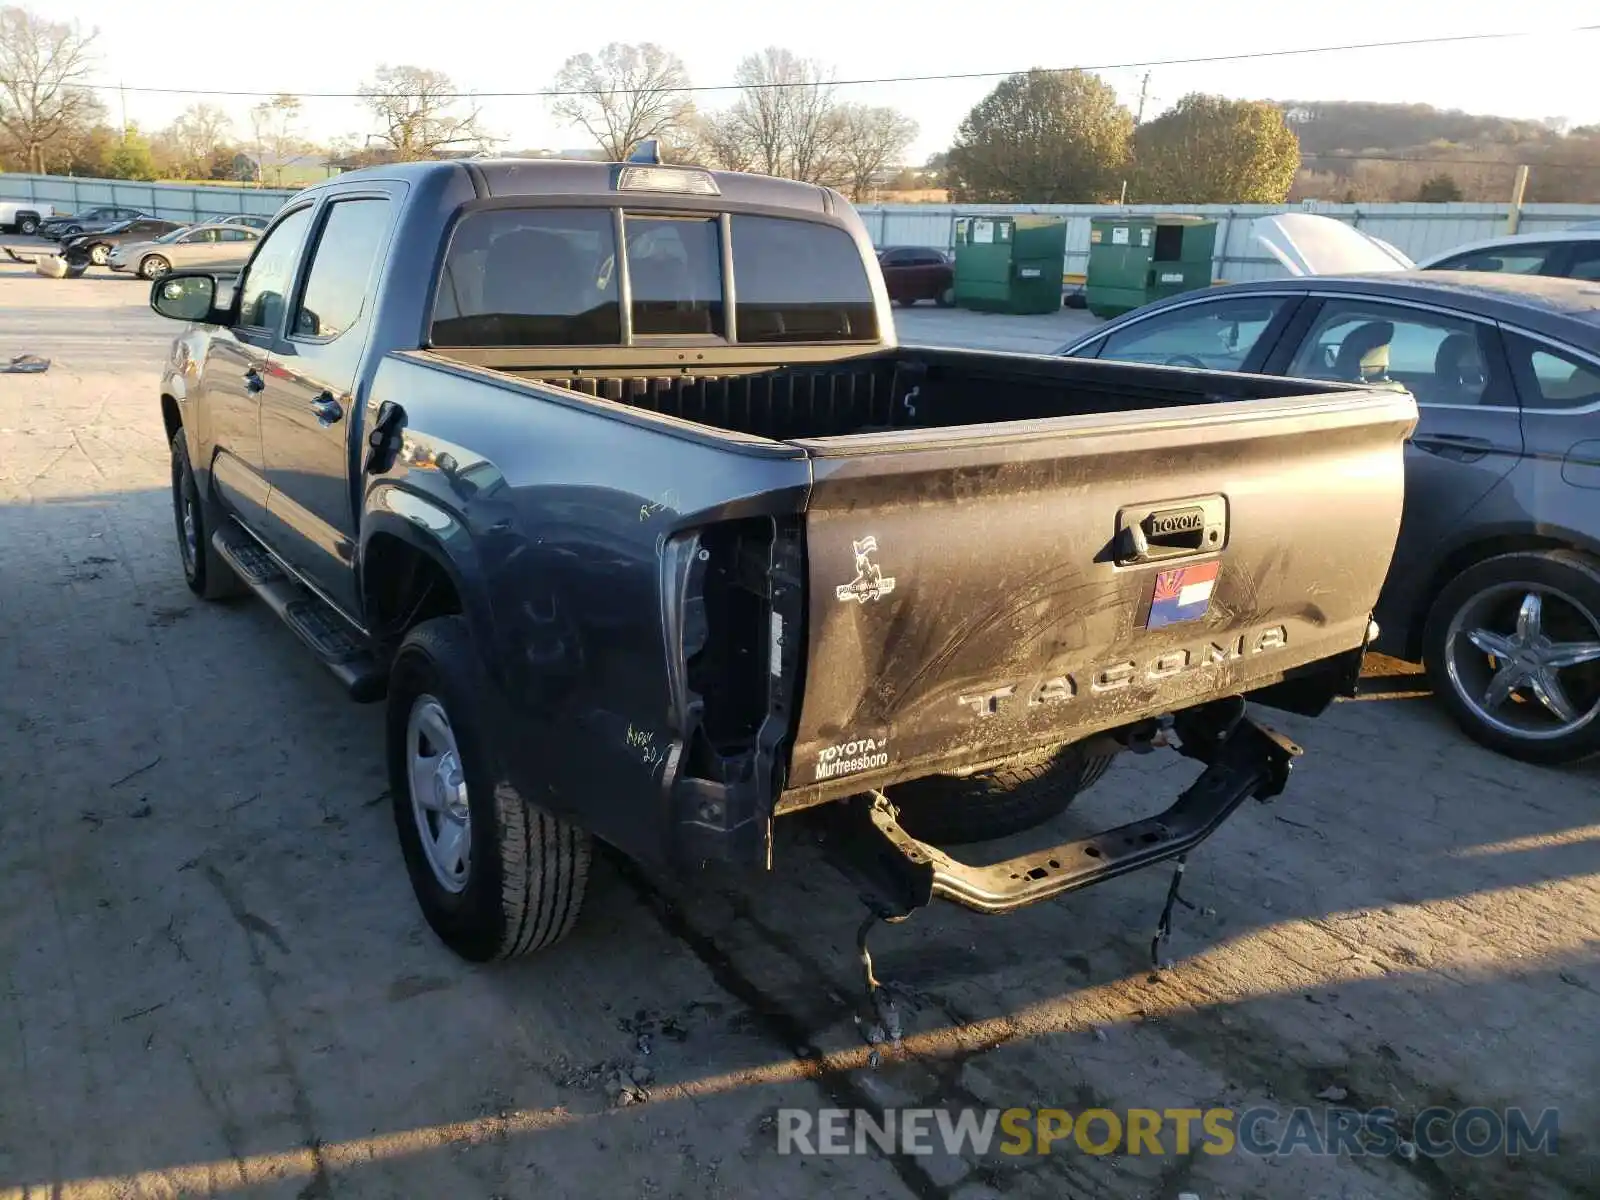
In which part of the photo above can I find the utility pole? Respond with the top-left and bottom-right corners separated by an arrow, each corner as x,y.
1507,164 -> 1530,234
118,82 -> 128,141
1119,72 -> 1152,206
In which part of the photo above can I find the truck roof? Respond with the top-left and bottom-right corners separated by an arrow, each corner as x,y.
311,157 -> 837,215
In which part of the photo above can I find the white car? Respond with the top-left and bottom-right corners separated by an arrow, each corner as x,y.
1413,230 -> 1600,280
108,222 -> 261,280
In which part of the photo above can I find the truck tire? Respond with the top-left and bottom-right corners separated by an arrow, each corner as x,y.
889,744 -> 1116,844
387,616 -> 592,961
1422,549 -> 1600,765
170,430 -> 246,600
17,212 -> 40,236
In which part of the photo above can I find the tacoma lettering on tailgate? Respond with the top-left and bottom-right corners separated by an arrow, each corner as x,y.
957,625 -> 1290,718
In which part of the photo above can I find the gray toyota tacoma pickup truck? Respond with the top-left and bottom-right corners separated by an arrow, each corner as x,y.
149,150 -> 1416,972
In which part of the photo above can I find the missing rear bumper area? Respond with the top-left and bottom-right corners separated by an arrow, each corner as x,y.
823,711 -> 1302,919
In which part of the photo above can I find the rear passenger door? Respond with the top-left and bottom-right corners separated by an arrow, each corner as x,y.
1500,328 -> 1600,538
1547,241 -> 1600,282
1266,295 -> 1523,634
259,191 -> 399,615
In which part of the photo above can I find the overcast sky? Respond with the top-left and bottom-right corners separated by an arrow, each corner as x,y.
63,0 -> 1600,161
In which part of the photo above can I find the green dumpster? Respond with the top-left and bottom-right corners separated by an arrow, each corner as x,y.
951,215 -> 1067,314
1085,215 -> 1218,319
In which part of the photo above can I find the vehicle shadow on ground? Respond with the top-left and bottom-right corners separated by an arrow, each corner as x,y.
2,487 -> 1596,1199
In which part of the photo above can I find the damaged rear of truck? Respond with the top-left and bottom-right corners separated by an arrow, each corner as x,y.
148,153 -> 1416,971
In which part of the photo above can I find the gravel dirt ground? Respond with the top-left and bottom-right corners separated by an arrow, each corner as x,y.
2,255 -> 1598,1200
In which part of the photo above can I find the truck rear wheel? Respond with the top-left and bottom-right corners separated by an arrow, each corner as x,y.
387,616 -> 592,960
889,744 -> 1115,844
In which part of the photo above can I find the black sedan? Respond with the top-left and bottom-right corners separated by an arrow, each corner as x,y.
1059,271 -> 1600,764
61,217 -> 186,266
37,205 -> 150,240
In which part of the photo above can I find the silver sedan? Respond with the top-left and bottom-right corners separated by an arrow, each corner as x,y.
109,223 -> 261,280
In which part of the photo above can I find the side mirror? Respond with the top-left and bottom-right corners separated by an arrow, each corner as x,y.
150,272 -> 226,324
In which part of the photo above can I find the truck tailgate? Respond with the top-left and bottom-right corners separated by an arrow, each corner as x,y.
779,387 -> 1416,806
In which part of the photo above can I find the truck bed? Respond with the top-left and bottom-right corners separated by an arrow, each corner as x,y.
390,344 -> 1414,836
439,346 -> 1341,443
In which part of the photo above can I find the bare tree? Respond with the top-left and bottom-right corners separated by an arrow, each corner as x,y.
248,93 -> 302,185
548,42 -> 694,161
360,65 -> 492,161
834,104 -> 918,201
0,6 -> 98,173
726,47 -> 843,184
162,102 -> 232,175
688,109 -> 757,172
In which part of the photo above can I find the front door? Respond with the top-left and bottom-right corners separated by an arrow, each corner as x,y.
258,194 -> 396,616
1268,295 -> 1525,643
201,206 -> 317,527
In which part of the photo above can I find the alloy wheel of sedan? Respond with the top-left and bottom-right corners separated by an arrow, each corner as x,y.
89,243 -> 110,265
1443,582 -> 1600,742
140,254 -> 171,280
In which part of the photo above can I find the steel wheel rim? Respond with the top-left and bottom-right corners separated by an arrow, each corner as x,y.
407,695 -> 472,893
1444,580 -> 1600,741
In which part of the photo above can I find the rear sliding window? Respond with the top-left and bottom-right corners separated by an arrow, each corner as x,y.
429,207 -> 875,347
730,215 -> 875,343
432,209 -> 621,347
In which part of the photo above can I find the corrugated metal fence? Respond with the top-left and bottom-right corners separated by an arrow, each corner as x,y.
0,173 -> 296,224
8,172 -> 1599,280
855,201 -> 1600,282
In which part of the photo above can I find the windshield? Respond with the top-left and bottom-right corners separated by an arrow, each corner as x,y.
100,220 -> 133,235
153,226 -> 191,244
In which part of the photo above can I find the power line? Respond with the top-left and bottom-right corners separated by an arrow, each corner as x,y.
81,25 -> 1600,100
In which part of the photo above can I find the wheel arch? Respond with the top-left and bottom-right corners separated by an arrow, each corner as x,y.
360,502 -> 498,681
1402,524 -> 1600,660
160,393 -> 183,444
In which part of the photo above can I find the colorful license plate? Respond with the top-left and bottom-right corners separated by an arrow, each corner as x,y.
1146,560 -> 1220,629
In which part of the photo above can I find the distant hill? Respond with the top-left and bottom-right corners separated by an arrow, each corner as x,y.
1272,101 -> 1563,157
1266,101 -> 1600,203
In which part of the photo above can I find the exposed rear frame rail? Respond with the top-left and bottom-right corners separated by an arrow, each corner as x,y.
825,710 -> 1302,920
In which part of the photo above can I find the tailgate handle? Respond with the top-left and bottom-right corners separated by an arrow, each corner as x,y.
1116,498 -> 1227,565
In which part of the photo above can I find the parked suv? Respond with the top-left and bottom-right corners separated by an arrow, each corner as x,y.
877,245 -> 954,306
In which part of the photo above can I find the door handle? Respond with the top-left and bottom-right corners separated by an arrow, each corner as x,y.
243,369 -> 264,394
1413,434 -> 1492,462
310,393 -> 344,426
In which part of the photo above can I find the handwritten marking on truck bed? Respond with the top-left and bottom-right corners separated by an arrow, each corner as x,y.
835,537 -> 896,604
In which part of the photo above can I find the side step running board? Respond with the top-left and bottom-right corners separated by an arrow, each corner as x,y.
826,715 -> 1301,918
212,523 -> 387,702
